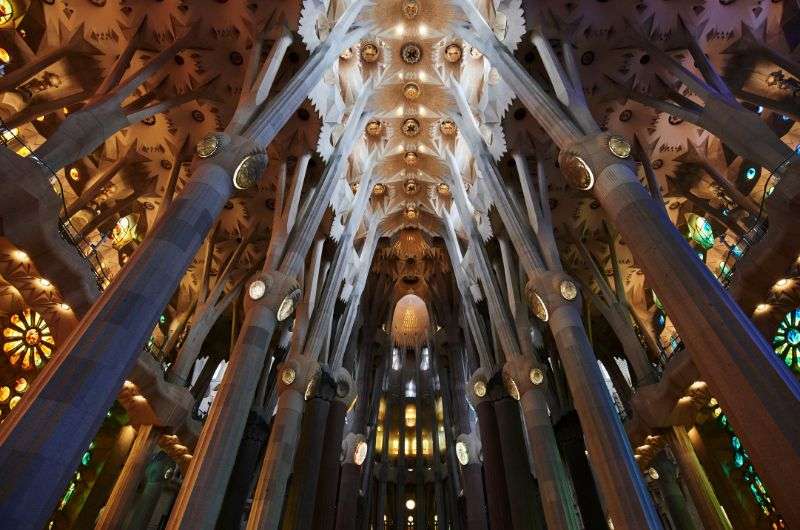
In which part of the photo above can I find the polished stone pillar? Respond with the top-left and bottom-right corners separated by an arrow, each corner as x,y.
246,355 -> 319,530
509,356 -> 582,530
495,394 -> 545,530
283,370 -> 336,530
167,273 -> 296,530
95,424 -> 159,530
473,375 -> 513,529
334,457 -> 363,530
0,158 -> 236,530
555,411 -> 605,529
667,427 -> 731,530
216,411 -> 269,530
461,462 -> 488,530
313,397 -> 349,530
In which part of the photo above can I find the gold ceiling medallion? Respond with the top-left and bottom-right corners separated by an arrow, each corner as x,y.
608,135 -> 632,159
401,118 -> 421,137
439,119 -> 457,136
469,46 -> 483,59
560,154 -> 595,190
361,42 -> 380,63
404,177 -> 418,195
437,183 -> 450,196
405,204 -> 418,220
473,380 -> 487,398
339,47 -> 354,60
404,151 -> 419,166
445,43 -> 462,63
530,368 -> 544,385
402,0 -> 420,19
403,81 -> 421,100
372,183 -> 386,197
365,120 -> 383,136
401,43 -> 422,64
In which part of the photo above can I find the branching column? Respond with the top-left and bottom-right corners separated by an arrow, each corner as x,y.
449,83 -> 660,527
451,9 -> 800,524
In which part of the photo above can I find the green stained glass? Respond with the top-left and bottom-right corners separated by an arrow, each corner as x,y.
734,452 -> 745,468
772,308 -> 800,372
687,214 -> 714,250
81,451 -> 91,466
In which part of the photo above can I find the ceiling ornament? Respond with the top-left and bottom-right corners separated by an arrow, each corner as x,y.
444,43 -> 462,63
439,120 -> 457,136
391,294 -> 430,349
401,43 -> 422,64
366,120 -> 383,137
402,0 -> 420,19
401,118 -> 421,137
339,48 -> 354,60
404,151 -> 419,166
405,204 -> 419,220
404,177 -> 418,195
403,82 -> 421,100
361,42 -> 380,63
437,183 -> 450,196
372,183 -> 387,197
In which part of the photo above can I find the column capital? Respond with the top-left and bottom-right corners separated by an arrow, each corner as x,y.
525,270 -> 581,323
341,432 -> 368,465
243,270 -> 301,321
558,132 -> 636,192
331,366 -> 357,406
455,432 -> 482,466
502,356 -> 547,400
467,367 -> 494,406
191,132 -> 268,190
276,354 -> 320,399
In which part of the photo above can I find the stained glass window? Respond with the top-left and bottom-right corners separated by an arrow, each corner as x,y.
0,1 -> 14,25
686,214 -> 714,250
773,308 -> 800,372
3,308 -> 55,370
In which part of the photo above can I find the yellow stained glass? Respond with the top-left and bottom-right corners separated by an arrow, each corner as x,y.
3,308 -> 56,370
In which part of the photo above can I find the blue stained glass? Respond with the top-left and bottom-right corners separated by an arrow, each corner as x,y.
734,452 -> 745,468
745,167 -> 757,180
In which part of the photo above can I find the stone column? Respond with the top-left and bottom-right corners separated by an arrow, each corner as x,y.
282,369 -> 336,530
471,371 -> 513,529
0,21 -> 357,523
494,392 -> 545,530
166,271 -> 298,530
121,453 -> 175,530
560,132 -> 800,526
0,155 -> 241,530
554,411 -> 605,528
460,460 -> 488,530
216,411 -> 270,530
245,355 -> 319,530
528,271 -> 661,529
667,427 -> 731,530
505,356 -> 581,530
313,388 -> 352,530
95,424 -> 159,530
335,433 -> 368,530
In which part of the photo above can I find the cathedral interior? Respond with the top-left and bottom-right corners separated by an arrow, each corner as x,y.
0,0 -> 799,529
